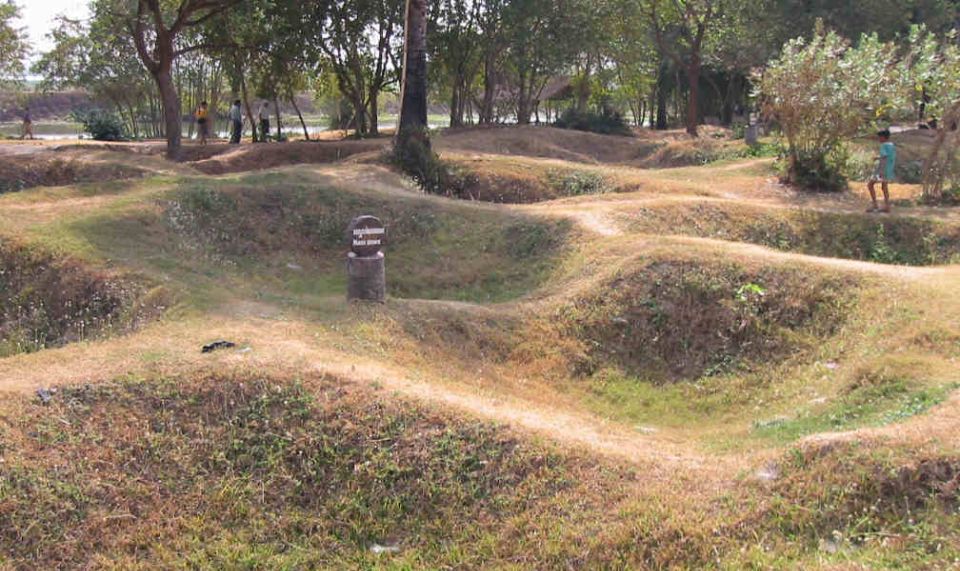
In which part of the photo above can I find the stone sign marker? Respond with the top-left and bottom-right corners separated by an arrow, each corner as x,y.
346,215 -> 386,302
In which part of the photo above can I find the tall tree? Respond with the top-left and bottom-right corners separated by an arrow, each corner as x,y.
123,0 -> 238,159
0,0 -> 29,85
430,0 -> 482,127
647,0 -> 719,136
475,0 -> 507,124
319,0 -> 403,137
501,0 -> 578,124
34,13 -> 165,138
398,0 -> 430,139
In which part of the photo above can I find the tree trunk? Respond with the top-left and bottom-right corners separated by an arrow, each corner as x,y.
516,72 -> 532,125
721,74 -> 737,126
479,52 -> 497,124
291,94 -> 310,141
398,0 -> 429,138
274,96 -> 282,141
450,85 -> 462,128
685,60 -> 701,137
369,90 -> 380,136
239,67 -> 257,143
155,67 -> 182,159
350,93 -> 367,137
575,64 -> 591,113
655,77 -> 668,130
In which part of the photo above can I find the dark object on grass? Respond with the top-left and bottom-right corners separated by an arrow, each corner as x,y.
202,340 -> 237,353
36,387 -> 55,405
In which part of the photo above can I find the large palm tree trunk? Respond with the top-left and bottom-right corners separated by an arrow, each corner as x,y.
398,0 -> 429,143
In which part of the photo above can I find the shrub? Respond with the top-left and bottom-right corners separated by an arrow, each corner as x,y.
905,27 -> 960,200
545,169 -> 609,196
776,149 -> 849,193
71,109 -> 126,141
761,24 -> 902,191
554,106 -> 632,136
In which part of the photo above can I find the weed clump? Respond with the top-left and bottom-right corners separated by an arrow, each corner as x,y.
777,149 -> 849,192
71,109 -> 127,141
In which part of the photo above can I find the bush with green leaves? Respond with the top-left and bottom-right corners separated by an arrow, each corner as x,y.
905,27 -> 960,200
760,25 -> 902,191
71,109 -> 127,141
554,106 -> 632,136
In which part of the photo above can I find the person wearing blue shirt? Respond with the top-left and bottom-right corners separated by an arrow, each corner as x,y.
867,129 -> 896,213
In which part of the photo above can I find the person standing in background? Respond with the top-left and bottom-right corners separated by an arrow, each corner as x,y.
867,129 -> 896,213
195,101 -> 209,145
20,106 -> 33,140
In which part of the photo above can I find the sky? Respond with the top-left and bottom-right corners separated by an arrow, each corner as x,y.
15,0 -> 90,63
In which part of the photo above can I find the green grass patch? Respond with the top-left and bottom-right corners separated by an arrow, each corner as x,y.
578,368 -> 745,429
754,380 -> 959,442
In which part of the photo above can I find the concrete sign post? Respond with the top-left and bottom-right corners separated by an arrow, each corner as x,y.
745,112 -> 760,146
346,215 -> 386,302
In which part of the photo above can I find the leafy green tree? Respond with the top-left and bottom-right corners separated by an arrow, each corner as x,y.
608,0 -> 658,125
475,0 -> 507,124
0,0 -> 30,85
905,26 -> 960,199
122,0 -> 239,158
430,0 -> 482,127
33,13 -> 159,138
501,0 -> 582,124
318,0 -> 404,136
761,25 -> 902,190
766,0 -> 958,44
646,0 -> 720,137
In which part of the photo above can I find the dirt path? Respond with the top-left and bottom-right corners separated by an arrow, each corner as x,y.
0,315 -> 733,484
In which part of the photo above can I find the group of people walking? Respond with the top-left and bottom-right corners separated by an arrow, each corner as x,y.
194,100 -> 274,145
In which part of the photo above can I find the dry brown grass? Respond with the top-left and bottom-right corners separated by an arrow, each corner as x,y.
1,126 -> 960,567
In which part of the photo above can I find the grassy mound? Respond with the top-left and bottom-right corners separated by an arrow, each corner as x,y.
435,125 -> 751,169
157,173 -> 573,302
753,440 -> 960,566
441,158 -> 620,203
618,202 -> 960,265
0,372 -> 614,568
0,154 -> 146,194
560,258 -> 856,382
0,241 -> 165,357
188,139 -> 386,175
